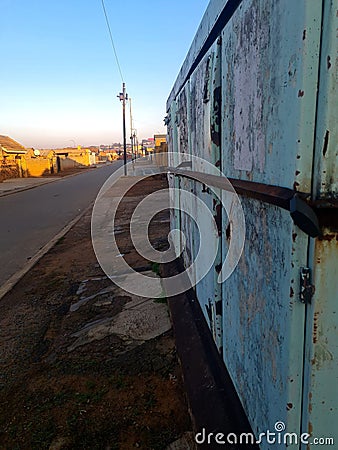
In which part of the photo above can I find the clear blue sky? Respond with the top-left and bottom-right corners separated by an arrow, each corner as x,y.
1,0 -> 209,148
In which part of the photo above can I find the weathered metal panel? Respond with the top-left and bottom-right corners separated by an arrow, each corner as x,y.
167,100 -> 181,258
166,0 -> 337,447
219,0 -> 323,443
189,50 -> 214,161
189,40 -> 224,347
220,0 -> 322,192
301,2 -> 338,446
302,233 -> 338,448
312,0 -> 338,200
221,199 -> 309,440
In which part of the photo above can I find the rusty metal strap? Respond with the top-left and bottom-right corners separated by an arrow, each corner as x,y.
168,167 -> 322,238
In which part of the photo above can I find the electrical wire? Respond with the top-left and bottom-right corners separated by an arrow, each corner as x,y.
100,0 -> 124,82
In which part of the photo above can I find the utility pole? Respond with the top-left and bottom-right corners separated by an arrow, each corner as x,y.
133,131 -> 137,158
117,82 -> 128,175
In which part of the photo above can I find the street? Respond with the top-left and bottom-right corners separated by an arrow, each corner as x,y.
0,162 -> 122,287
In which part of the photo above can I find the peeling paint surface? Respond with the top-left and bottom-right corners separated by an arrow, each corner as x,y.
221,199 -> 308,438
166,0 -> 337,447
300,2 -> 338,445
220,0 -> 322,192
312,0 -> 338,199
191,41 -> 223,346
301,234 -> 338,446
232,3 -> 267,172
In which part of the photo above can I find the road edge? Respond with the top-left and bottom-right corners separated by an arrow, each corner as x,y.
0,204 -> 93,301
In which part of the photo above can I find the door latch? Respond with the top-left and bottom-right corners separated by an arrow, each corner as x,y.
300,267 -> 315,304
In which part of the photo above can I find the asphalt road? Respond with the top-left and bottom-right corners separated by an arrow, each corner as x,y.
0,162 -> 122,287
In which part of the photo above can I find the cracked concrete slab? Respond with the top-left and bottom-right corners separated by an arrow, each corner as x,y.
68,296 -> 171,352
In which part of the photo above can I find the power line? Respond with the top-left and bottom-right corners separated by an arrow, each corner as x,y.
100,0 -> 129,175
100,0 -> 124,82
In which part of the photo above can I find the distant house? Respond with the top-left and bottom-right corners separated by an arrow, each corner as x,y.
0,137 -> 97,181
153,134 -> 167,166
53,147 -> 96,171
87,146 -> 99,155
0,135 -> 57,180
141,138 -> 155,157
0,135 -> 27,181
25,148 -> 56,176
154,134 -> 167,148
97,150 -> 119,163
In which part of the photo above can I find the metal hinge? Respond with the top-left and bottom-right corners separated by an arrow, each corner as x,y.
300,267 -> 315,304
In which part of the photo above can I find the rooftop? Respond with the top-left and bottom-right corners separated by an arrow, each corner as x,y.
0,135 -> 27,152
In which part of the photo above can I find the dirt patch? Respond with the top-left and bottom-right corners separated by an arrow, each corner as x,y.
0,176 -> 192,449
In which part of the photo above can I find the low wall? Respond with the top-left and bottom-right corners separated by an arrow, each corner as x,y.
25,158 -> 54,177
59,157 -> 78,171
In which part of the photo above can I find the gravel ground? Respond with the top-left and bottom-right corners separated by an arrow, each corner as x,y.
0,175 -> 193,450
